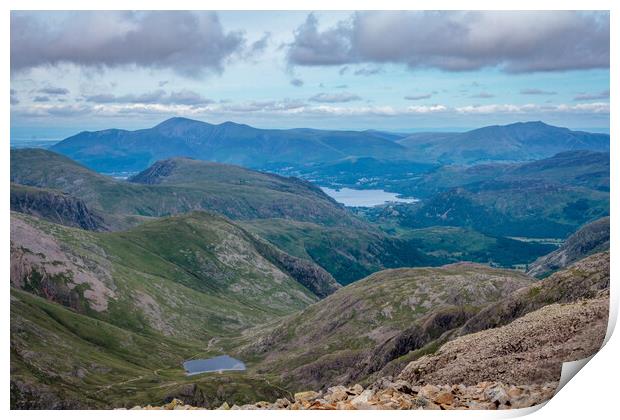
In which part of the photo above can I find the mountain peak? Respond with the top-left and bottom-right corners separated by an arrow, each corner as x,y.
154,117 -> 210,129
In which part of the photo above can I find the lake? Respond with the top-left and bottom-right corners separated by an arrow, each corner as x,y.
183,355 -> 246,376
320,187 -> 419,207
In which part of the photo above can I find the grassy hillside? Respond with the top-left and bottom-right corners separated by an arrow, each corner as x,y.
11,149 -> 359,228
394,226 -> 556,267
11,211 -> 331,341
11,288 -> 288,409
242,219 -> 440,285
371,251 -> 610,381
233,263 -> 533,390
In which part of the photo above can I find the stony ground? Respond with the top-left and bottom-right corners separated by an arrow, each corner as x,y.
127,380 -> 557,410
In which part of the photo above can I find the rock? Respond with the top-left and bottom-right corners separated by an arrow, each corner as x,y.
164,399 -> 184,410
484,384 -> 510,406
350,389 -> 374,409
325,386 -> 349,403
350,384 -> 364,395
294,391 -> 320,402
434,391 -> 454,406
217,401 -> 230,410
274,398 -> 291,408
418,384 -> 440,399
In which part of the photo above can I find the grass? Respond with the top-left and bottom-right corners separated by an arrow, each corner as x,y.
11,288 -> 289,409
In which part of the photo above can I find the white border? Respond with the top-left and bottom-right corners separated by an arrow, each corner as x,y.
3,1 -> 617,419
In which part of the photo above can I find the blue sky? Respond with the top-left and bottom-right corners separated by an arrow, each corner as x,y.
10,11 -> 610,139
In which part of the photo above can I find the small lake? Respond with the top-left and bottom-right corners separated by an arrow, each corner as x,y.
183,355 -> 246,376
321,187 -> 419,207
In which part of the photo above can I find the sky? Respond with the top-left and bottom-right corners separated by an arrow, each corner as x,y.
10,10 -> 610,139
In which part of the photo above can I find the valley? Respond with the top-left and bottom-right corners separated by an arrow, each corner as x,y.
9,118 -> 610,410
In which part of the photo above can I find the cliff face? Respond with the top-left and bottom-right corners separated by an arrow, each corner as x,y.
11,184 -> 107,231
527,217 -> 609,278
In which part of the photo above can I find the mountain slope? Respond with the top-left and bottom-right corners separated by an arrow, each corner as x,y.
527,217 -> 610,278
11,183 -> 107,231
397,121 -> 609,164
51,117 -> 408,172
235,263 -> 533,390
372,251 -> 609,380
11,149 -> 359,228
242,219 -> 440,285
10,211 -> 334,340
398,295 -> 608,386
10,288 -> 288,409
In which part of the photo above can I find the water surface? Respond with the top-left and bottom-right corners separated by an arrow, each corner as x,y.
183,355 -> 246,376
321,186 -> 418,207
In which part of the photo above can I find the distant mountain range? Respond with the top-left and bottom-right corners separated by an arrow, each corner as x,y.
397,121 -> 609,164
50,118 -> 610,173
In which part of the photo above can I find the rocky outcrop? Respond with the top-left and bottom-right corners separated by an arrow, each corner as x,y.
10,215 -> 116,312
252,238 -> 340,298
351,305 -> 478,381
459,251 -> 609,336
398,295 -> 608,386
127,159 -> 179,184
129,381 -> 556,410
527,217 -> 609,278
11,184 -> 107,231
238,264 -> 533,391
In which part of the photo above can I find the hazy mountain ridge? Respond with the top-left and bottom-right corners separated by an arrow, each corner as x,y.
51,117 -> 409,172
397,121 -> 609,164
50,119 -> 609,173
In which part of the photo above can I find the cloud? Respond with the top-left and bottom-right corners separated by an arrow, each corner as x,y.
84,89 -> 213,105
470,92 -> 495,99
290,78 -> 304,87
520,88 -> 557,95
308,92 -> 362,103
11,11 -> 245,77
353,65 -> 383,76
33,96 -> 50,102
287,11 -> 609,73
38,86 -> 69,95
573,90 -> 610,101
454,102 -> 609,114
246,32 -> 271,58
222,99 -> 306,113
404,93 -> 433,100
287,14 -> 353,66
15,99 -> 610,122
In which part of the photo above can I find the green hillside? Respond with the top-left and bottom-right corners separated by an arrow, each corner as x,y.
11,288 -> 287,409
11,211 -> 332,341
10,149 -> 358,228
233,263 -> 533,390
